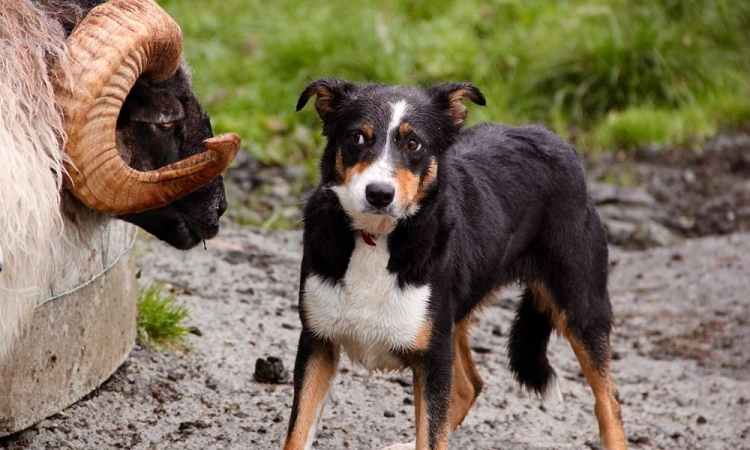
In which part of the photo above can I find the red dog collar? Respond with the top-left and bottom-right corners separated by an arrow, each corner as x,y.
361,231 -> 376,246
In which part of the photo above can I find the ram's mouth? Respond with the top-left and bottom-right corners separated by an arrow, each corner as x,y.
181,217 -> 212,248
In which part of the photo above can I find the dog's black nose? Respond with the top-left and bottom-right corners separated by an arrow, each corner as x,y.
365,182 -> 395,208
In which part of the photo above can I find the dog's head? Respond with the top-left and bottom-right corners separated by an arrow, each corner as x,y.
298,78 -> 485,234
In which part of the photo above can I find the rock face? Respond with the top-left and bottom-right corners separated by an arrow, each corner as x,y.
589,132 -> 750,248
589,181 -> 680,249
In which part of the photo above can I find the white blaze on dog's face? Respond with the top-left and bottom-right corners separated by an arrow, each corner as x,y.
330,99 -> 439,236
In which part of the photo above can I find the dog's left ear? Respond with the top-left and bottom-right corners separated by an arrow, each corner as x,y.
296,78 -> 356,120
427,82 -> 486,127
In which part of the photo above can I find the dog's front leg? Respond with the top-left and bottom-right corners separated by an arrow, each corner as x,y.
284,330 -> 339,450
413,334 -> 455,450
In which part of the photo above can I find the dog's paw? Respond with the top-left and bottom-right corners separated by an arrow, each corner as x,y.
380,441 -> 416,450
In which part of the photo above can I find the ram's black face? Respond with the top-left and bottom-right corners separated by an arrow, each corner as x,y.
116,69 -> 228,250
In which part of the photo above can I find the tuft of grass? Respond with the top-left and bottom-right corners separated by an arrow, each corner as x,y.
522,8 -> 713,123
593,106 -> 715,152
136,283 -> 190,351
709,91 -> 750,131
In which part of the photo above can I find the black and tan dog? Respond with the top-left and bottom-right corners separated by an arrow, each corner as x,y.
284,78 -> 626,450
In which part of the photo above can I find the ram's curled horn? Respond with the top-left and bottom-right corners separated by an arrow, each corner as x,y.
54,0 -> 240,215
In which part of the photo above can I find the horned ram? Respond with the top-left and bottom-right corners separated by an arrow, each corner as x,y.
0,0 -> 240,358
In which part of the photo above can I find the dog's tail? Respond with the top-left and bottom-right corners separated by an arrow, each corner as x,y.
507,287 -> 562,402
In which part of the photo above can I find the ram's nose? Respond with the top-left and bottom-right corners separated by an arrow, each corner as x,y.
365,182 -> 395,208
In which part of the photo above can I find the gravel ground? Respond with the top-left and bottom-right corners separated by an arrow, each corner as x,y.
2,222 -> 749,450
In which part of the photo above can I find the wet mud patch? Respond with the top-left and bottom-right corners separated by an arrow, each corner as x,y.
651,313 -> 750,381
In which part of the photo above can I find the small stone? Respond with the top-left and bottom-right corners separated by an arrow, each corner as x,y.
389,377 -> 412,387
34,420 -> 54,430
628,435 -> 650,445
189,327 -> 203,337
631,220 -> 679,248
179,420 -> 211,431
604,219 -> 637,246
167,369 -> 186,382
205,377 -> 233,393
254,356 -> 289,384
696,415 -> 708,424
16,429 -> 37,441
471,344 -> 492,354
134,377 -> 152,397
383,410 -> 396,418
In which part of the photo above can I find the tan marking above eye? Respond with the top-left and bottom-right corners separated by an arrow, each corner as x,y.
157,122 -> 175,129
398,122 -> 412,137
362,124 -> 374,140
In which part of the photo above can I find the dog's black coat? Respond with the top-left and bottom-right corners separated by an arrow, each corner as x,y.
286,80 -> 622,450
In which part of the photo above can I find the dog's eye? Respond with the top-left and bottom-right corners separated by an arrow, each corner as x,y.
350,132 -> 365,145
407,139 -> 421,152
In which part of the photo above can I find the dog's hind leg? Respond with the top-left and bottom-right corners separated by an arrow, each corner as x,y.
563,323 -> 626,450
284,331 -> 339,450
448,316 -> 484,431
527,281 -> 627,450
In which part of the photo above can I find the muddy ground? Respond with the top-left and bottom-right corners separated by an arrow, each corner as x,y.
3,134 -> 750,450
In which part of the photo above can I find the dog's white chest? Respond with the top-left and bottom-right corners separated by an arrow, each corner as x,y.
304,234 -> 431,371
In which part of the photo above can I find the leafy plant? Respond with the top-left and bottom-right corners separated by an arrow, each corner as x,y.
136,283 -> 190,351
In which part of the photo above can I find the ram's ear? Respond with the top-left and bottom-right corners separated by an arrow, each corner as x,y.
427,82 -> 486,127
296,78 -> 357,120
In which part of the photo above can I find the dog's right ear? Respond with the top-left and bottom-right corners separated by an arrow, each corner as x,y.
296,78 -> 356,120
427,82 -> 486,127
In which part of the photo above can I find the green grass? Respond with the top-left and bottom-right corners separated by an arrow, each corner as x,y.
593,106 -> 716,151
136,283 -> 190,351
159,0 -> 750,165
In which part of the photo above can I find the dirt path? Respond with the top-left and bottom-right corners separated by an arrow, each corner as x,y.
2,223 -> 748,450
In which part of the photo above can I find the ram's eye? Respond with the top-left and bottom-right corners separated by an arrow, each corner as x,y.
407,139 -> 421,151
157,122 -> 175,130
351,132 -> 365,145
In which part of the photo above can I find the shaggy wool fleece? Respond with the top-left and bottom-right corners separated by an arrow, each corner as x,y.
0,1 -> 85,359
